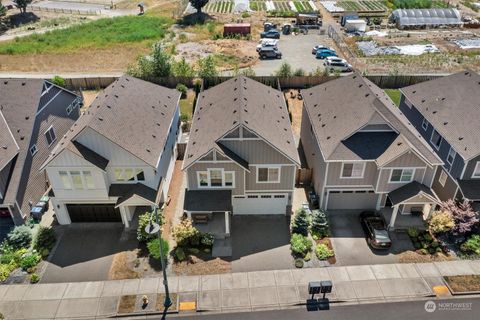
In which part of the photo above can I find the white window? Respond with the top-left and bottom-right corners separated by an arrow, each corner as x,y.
390,168 -> 415,183
59,171 -> 72,189
472,162 -> 480,178
29,145 -> 38,156
83,171 -> 95,189
430,130 -> 442,150
60,170 -> 95,190
447,147 -> 456,165
70,171 -> 84,190
421,118 -> 429,131
341,163 -> 365,178
197,169 -> 235,188
114,168 -> 146,182
66,105 -> 73,115
257,167 -> 281,183
439,170 -> 448,187
45,126 -> 56,146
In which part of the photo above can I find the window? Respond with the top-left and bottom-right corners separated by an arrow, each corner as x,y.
274,195 -> 285,198
114,168 -> 146,182
197,170 -> 235,188
70,171 -> 84,190
198,172 -> 208,186
447,147 -> 456,165
83,171 -> 95,189
210,169 -> 223,186
472,162 -> 480,178
341,163 -> 365,178
430,130 -> 442,150
66,105 -> 72,115
114,169 -> 124,181
224,172 -> 234,187
29,145 -> 38,156
421,118 -> 429,131
59,171 -> 72,189
261,195 -> 272,198
44,127 -> 56,146
136,169 -> 145,181
390,168 -> 414,183
257,167 -> 281,183
439,170 -> 448,187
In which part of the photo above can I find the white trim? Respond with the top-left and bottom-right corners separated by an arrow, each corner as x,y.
340,162 -> 365,179
256,166 -> 281,183
36,89 -> 62,116
245,189 -> 293,192
460,160 -> 468,180
396,193 -> 440,205
196,168 -> 236,188
29,144 -> 38,156
113,168 -> 146,183
421,118 -> 429,131
325,184 -> 374,188
472,161 -> 480,179
374,168 -> 382,192
439,170 -> 448,187
431,165 -> 438,188
44,125 -> 57,147
388,168 -> 416,184
430,129 -> 442,151
447,147 -> 456,166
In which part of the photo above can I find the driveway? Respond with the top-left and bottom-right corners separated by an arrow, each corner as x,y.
230,215 -> 293,272
328,210 -> 414,266
250,32 -> 337,76
41,223 -> 137,283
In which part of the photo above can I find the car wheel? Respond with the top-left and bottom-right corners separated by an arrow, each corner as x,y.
277,55 -> 281,59
261,55 -> 266,60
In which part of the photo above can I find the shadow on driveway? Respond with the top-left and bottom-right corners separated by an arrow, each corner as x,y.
42,223 -> 137,283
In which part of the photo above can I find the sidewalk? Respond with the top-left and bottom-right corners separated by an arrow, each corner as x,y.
0,260 -> 479,319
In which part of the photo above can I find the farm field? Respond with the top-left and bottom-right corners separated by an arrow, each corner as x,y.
250,1 -> 318,12
204,0 -> 235,13
337,0 -> 388,12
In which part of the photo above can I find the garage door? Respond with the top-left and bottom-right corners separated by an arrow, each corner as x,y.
232,194 -> 288,215
66,204 -> 122,222
327,190 -> 377,210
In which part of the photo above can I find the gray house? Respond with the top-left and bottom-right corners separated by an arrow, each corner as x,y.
182,76 -> 300,239
399,70 -> 480,209
300,74 -> 443,229
0,79 -> 81,225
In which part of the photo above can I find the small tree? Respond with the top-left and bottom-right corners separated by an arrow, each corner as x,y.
137,209 -> 163,242
440,199 -> 479,236
147,238 -> 169,260
13,0 -> 32,14
127,45 -> 172,79
275,62 -> 293,77
293,68 -> 305,76
428,211 -> 454,234
172,218 -> 199,246
291,209 -> 310,236
7,226 -> 32,249
197,56 -> 218,78
172,58 -> 195,77
189,0 -> 209,13
311,210 -> 329,238
51,76 -> 66,87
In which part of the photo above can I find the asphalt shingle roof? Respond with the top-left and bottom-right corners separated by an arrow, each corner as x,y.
388,181 -> 438,205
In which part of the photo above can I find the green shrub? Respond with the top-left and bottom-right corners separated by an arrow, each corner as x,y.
310,210 -> 329,238
33,227 -> 56,256
51,76 -> 66,87
460,234 -> 480,255
294,258 -> 304,268
290,233 -> 312,256
291,209 -> 310,236
413,241 -> 422,250
30,273 -> 40,284
423,233 -> 433,242
180,113 -> 190,122
419,248 -> 428,255
137,210 -> 163,242
407,227 -> 419,238
304,251 -> 311,262
147,238 -> 169,260
175,247 -> 186,261
428,211 -> 454,234
20,253 -> 41,271
315,244 -> 334,260
200,233 -> 215,247
7,226 -> 32,249
172,218 -> 199,247
176,83 -> 188,98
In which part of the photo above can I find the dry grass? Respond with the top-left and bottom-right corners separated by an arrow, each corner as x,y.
398,251 -> 454,263
445,275 -> 480,293
108,252 -> 139,280
156,293 -> 178,311
118,295 -> 137,314
173,255 -> 231,276
81,90 -> 100,111
284,89 -> 304,139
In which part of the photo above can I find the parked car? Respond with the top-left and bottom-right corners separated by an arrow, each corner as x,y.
360,211 -> 392,249
260,29 -> 281,39
256,39 -> 279,52
258,47 -> 282,59
316,49 -> 337,59
324,57 -> 353,72
312,45 -> 333,54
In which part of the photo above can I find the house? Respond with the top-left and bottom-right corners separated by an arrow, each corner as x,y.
300,74 -> 444,229
399,70 -> 480,209
182,76 -> 300,239
0,78 -> 81,225
40,76 -> 181,227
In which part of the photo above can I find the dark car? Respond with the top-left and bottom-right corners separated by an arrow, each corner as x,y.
260,29 -> 280,39
360,211 -> 392,249
258,47 -> 282,59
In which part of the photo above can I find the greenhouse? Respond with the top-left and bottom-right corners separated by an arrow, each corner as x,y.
391,8 -> 462,29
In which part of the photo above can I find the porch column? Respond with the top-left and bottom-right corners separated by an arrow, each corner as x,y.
185,211 -> 192,219
224,211 -> 230,237
389,205 -> 399,229
119,207 -> 130,228
375,194 -> 383,211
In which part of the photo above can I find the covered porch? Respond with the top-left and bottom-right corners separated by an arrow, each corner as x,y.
386,181 -> 440,230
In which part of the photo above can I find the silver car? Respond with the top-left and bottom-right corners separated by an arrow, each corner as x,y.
323,57 -> 353,72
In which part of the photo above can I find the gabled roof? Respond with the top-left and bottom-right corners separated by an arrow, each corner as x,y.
388,181 -> 439,206
303,74 -> 442,166
43,76 -> 181,169
183,76 -> 300,169
109,183 -> 160,207
67,141 -> 109,170
401,70 -> 480,160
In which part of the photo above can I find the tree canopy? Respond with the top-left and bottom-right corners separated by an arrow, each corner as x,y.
189,0 -> 209,13
13,0 -> 32,14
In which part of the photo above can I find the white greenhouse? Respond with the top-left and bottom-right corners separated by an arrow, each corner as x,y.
391,8 -> 462,29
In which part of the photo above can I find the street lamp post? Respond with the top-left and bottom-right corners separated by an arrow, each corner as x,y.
146,205 -> 172,308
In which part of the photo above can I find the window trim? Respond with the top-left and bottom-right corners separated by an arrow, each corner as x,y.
197,169 -> 235,188
421,118 -> 429,131
430,129 -> 442,150
447,147 -> 456,166
472,162 -> 480,179
439,170 -> 448,187
340,162 -> 366,179
44,126 -> 57,147
59,170 -> 95,190
113,168 -> 146,183
29,144 -> 38,156
389,168 -> 415,184
256,166 -> 281,184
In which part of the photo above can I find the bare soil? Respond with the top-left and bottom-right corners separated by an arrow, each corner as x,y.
397,250 -> 455,263
173,252 -> 231,276
81,90 -> 100,110
445,275 -> 480,293
118,295 -> 137,314
284,89 -> 304,140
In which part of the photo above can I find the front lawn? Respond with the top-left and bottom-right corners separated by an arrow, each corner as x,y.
0,15 -> 172,55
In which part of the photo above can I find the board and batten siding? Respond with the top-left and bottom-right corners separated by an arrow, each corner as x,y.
219,139 -> 293,164
187,162 -> 244,196
246,165 -> 295,191
376,168 -> 425,193
463,154 -> 480,180
300,106 -> 327,196
383,151 -> 426,168
326,162 -> 377,187
432,167 -> 459,201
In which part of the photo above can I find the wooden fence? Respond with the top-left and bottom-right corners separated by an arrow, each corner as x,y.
296,168 -> 312,186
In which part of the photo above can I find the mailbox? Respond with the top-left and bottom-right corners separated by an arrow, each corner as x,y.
308,281 -> 321,295
320,280 -> 332,294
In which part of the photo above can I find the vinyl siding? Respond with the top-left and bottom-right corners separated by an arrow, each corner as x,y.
423,166 -> 436,187
376,167 -> 425,193
326,162 -> 377,187
246,165 -> 295,191
463,154 -> 480,179
219,139 -> 293,164
383,151 -> 426,168
187,162 -> 244,196
432,167 -> 458,201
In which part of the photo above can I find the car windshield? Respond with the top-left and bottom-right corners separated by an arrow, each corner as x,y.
373,229 -> 390,242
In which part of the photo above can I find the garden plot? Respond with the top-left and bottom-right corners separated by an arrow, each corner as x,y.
454,38 -> 480,49
204,0 -> 235,13
358,41 -> 440,56
338,0 -> 388,12
250,1 -> 317,12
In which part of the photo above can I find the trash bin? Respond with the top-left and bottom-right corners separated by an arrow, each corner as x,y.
30,206 -> 45,221
39,196 -> 49,211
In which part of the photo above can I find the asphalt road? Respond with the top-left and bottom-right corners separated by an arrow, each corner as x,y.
169,297 -> 480,320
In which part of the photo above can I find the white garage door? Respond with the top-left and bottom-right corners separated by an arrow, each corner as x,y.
232,194 -> 288,215
327,190 -> 377,210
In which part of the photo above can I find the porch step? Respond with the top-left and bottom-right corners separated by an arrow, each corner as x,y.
212,238 -> 232,257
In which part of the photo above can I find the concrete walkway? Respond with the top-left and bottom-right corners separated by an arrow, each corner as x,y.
1,260 -> 479,318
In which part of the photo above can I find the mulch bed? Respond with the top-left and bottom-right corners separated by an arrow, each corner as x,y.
173,251 -> 231,276
315,237 -> 336,265
118,295 -> 137,314
444,275 -> 480,293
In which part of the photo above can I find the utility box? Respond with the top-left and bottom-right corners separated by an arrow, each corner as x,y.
320,280 -> 333,294
308,281 -> 321,295
223,23 -> 251,37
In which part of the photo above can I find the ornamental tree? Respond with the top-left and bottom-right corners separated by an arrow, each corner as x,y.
189,0 -> 209,13
440,199 -> 479,236
13,0 -> 32,14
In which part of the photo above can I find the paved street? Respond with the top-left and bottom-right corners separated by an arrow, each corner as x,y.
173,297 -> 480,320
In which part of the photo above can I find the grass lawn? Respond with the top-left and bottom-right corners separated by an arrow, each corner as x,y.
179,90 -> 196,118
384,89 -> 401,107
445,275 -> 480,293
0,15 -> 172,55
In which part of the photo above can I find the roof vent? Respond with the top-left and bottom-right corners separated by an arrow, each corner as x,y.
465,72 -> 469,75
233,110 -> 237,114
152,106 -> 155,109
412,91 -> 416,94
2,146 -> 7,149
98,117 -> 103,121
281,116 -> 285,119
21,82 -> 26,86
309,92 -> 313,96
146,148 -> 151,152
107,105 -> 111,109
421,99 -> 425,103
234,98 -> 237,101
233,121 -> 237,124
326,136 -> 331,140
314,104 -> 318,108
397,142 -> 402,146
161,112 -> 165,116
164,104 -> 168,108
365,93 -> 369,97
287,140 -> 290,144
284,128 -> 287,131
322,124 -> 325,128
3,81 -> 7,85
125,78 -> 129,81
244,109 -> 248,113
244,120 -> 249,124
333,116 -> 336,119
353,75 -> 357,79
459,137 -> 464,140
114,95 -> 118,98
121,85 -> 125,88
433,111 -> 437,114
234,87 -> 237,91
359,84 -> 363,88
192,142 -> 196,145
441,97 -> 445,101
197,117 -> 200,121
167,96 -> 171,99
20,136 -> 24,140
152,134 -> 156,138
156,123 -> 160,126
195,129 -> 198,132
443,122 -> 448,125
25,116 -> 29,120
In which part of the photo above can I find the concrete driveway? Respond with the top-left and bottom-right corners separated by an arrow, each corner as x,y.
328,210 -> 414,266
41,223 -> 137,283
230,215 -> 293,272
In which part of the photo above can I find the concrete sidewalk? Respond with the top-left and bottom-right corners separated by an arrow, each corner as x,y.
0,260 -> 479,319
